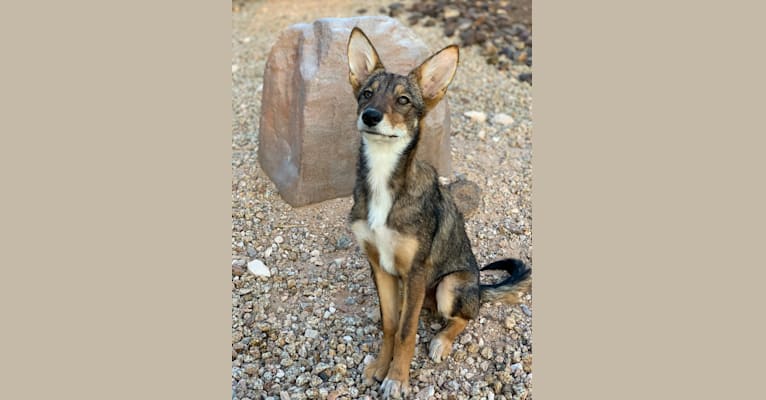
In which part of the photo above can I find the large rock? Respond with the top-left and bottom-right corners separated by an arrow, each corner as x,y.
258,16 -> 452,207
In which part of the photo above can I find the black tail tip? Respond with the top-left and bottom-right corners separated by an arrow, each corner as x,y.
481,258 -> 531,280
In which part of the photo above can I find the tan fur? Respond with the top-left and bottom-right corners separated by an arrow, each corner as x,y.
481,275 -> 532,304
351,220 -> 419,277
429,316 -> 468,363
435,273 -> 461,317
393,235 -> 419,277
363,241 -> 401,382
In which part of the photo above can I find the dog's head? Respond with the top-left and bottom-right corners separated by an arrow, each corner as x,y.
346,28 -> 459,144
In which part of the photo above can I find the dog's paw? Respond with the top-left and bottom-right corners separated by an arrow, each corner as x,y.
363,357 -> 390,384
380,377 -> 410,399
429,336 -> 453,363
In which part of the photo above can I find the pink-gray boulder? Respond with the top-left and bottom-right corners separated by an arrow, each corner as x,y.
258,16 -> 452,207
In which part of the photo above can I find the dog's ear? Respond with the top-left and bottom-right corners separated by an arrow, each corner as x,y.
409,45 -> 459,111
347,28 -> 384,95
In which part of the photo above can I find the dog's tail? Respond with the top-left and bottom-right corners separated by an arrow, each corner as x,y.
479,258 -> 532,304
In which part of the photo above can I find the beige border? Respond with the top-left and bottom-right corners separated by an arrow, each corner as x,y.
1,1 -> 230,398
535,0 -> 765,398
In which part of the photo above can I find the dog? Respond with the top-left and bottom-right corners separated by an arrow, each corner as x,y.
346,28 -> 532,399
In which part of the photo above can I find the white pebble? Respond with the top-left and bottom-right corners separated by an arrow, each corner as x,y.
247,259 -> 270,277
304,329 -> 319,339
492,113 -> 515,125
464,110 -> 487,123
443,7 -> 460,19
274,235 -> 284,244
511,363 -> 523,373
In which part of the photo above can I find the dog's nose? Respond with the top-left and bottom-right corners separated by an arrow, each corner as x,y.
361,108 -> 383,127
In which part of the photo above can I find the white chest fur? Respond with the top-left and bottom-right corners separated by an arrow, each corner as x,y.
352,136 -> 409,276
363,136 -> 407,231
352,221 -> 399,275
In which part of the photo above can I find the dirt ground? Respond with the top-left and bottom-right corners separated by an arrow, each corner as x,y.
232,1 -> 533,399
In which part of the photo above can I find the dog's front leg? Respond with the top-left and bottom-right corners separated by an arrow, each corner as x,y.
380,271 -> 426,399
363,244 -> 400,384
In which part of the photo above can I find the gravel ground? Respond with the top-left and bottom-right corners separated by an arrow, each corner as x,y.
232,1 -> 533,399
399,0 -> 533,82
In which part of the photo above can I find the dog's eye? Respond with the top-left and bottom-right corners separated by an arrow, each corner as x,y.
362,89 -> 373,99
397,96 -> 410,105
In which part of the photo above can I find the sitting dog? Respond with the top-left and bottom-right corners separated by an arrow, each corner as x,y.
346,28 -> 532,399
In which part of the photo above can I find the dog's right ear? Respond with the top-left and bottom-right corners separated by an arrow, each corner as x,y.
347,28 -> 384,95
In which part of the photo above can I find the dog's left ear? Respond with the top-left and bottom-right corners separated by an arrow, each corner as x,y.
409,45 -> 459,112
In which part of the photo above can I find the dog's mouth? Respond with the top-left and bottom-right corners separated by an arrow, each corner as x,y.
361,130 -> 398,139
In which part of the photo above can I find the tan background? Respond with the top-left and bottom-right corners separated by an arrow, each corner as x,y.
1,0 -> 764,399
534,0 -> 766,398
0,1 -> 231,398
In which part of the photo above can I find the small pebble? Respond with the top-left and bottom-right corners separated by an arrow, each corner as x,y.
492,113 -> 515,125
246,245 -> 257,258
416,385 -> 436,399
443,7 -> 460,19
246,259 -> 270,277
304,329 -> 319,339
336,236 -> 352,249
464,110 -> 487,123
521,304 -> 532,316
481,347 -> 494,360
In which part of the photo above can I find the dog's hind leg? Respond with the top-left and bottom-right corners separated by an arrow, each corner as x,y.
430,271 -> 480,363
